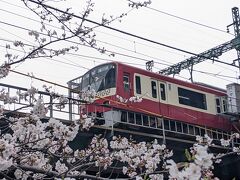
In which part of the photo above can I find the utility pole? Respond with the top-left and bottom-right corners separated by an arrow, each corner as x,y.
227,7 -> 240,69
159,7 -> 240,76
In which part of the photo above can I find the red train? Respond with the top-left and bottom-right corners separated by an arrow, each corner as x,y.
69,61 -> 238,138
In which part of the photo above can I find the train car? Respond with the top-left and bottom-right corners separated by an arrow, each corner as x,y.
68,61 -> 238,139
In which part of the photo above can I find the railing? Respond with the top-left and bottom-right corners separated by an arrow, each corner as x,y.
0,83 -> 82,121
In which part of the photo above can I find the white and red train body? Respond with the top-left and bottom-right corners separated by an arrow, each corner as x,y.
69,62 -> 238,135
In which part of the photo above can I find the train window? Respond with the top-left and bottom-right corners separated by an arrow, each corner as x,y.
212,131 -> 217,139
195,127 -> 200,135
123,74 -> 130,91
164,119 -> 170,130
170,121 -> 176,131
176,122 -> 182,133
143,115 -> 149,126
160,83 -> 166,101
128,112 -> 135,124
151,81 -> 157,98
135,76 -> 141,94
188,125 -> 194,135
136,113 -> 142,125
178,87 -> 207,110
121,111 -> 127,122
206,129 -> 212,138
157,118 -> 162,128
216,98 -> 221,113
182,123 -> 188,134
200,128 -> 206,136
222,98 -> 227,112
217,130 -> 223,139
150,117 -> 156,128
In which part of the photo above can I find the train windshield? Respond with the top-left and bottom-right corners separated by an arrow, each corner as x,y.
81,63 -> 116,92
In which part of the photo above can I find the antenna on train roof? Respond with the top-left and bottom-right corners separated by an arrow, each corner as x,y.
146,60 -> 154,71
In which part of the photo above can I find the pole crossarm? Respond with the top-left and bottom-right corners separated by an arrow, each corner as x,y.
158,37 -> 240,75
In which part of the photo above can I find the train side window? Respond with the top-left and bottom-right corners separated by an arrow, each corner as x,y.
216,98 -> 221,113
135,76 -> 141,94
150,117 -> 156,128
121,111 -> 127,122
222,98 -> 227,112
151,81 -> 157,98
160,83 -> 166,101
143,115 -> 149,126
178,87 -> 207,110
123,74 -> 130,91
136,114 -> 142,125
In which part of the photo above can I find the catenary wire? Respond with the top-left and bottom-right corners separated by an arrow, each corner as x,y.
0,41 -> 238,85
0,20 -> 171,67
0,38 -> 146,69
145,6 -> 234,36
0,7 -> 174,66
0,0 -> 238,80
0,5 -> 187,60
26,0 -> 223,60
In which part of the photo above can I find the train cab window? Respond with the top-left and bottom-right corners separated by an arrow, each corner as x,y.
123,74 -> 130,91
178,87 -> 207,110
135,76 -> 141,94
160,83 -> 166,101
151,81 -> 157,98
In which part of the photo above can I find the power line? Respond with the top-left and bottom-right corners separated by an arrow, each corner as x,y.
0,5 -> 186,61
1,0 -> 238,82
1,39 -> 236,84
145,6 -> 234,36
26,0 -> 212,58
0,20 -> 238,79
0,20 -> 171,68
0,37 -> 146,70
0,6 -> 175,66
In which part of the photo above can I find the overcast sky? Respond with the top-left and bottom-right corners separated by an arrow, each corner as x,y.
0,0 -> 239,94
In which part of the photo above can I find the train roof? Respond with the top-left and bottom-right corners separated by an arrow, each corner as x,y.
113,61 -> 227,96
68,61 -> 227,96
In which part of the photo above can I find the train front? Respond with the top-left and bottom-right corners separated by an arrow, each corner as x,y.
68,62 -> 117,121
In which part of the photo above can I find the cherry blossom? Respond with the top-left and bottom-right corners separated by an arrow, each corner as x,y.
0,0 -> 239,179
116,94 -> 143,103
0,64 -> 10,79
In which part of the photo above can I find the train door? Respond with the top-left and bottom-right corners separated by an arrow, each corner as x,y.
158,81 -> 168,116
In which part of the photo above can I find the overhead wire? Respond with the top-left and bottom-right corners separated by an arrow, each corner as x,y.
0,1 -> 188,61
0,20 -> 170,68
1,0 -> 233,71
1,0 -> 238,84
1,0 -> 233,60
0,42 -> 89,71
0,7 -> 174,67
145,6 -> 234,36
0,37 -> 146,70
26,0 -> 240,77
25,0 -> 221,59
0,19 -> 238,82
1,40 -> 237,85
